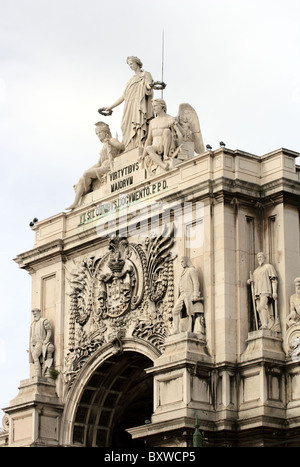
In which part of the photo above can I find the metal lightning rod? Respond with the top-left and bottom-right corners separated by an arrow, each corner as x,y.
161,29 -> 165,99
151,30 -> 166,95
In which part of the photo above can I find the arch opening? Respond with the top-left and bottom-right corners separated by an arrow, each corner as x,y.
71,351 -> 153,447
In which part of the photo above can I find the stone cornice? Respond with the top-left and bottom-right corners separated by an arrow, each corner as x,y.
15,146 -> 300,271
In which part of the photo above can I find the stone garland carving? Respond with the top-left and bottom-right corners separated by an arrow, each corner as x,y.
64,230 -> 175,388
247,252 -> 280,332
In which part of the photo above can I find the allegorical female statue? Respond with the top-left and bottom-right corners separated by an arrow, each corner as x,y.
103,56 -> 154,150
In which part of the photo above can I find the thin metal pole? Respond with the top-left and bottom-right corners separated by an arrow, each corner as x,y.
161,29 -> 164,99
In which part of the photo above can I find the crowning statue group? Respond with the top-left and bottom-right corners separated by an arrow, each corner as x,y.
66,55 -> 204,211
65,55 -> 299,344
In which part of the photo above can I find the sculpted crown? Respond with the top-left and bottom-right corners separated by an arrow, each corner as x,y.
107,237 -> 129,273
108,252 -> 125,273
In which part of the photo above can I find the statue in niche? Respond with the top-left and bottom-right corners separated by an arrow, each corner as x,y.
29,308 -> 55,377
287,277 -> 300,327
140,99 -> 204,176
170,257 -> 204,335
248,252 -> 279,331
102,56 -> 154,151
66,122 -> 124,210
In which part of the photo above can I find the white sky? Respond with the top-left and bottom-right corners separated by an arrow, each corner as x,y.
1,0 -> 300,420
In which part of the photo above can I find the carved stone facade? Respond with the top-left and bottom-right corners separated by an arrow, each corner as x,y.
1,59 -> 300,447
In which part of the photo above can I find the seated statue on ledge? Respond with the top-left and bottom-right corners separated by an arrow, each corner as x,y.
66,122 -> 124,210
140,99 -> 204,176
287,277 -> 300,327
140,98 -> 184,175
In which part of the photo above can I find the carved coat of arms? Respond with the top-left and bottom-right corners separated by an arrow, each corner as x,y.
98,237 -> 137,319
64,230 -> 175,387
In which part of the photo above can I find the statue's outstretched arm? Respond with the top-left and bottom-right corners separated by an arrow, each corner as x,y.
106,96 -> 124,111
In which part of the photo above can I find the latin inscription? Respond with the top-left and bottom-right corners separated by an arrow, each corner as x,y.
78,179 -> 168,226
109,162 -> 139,193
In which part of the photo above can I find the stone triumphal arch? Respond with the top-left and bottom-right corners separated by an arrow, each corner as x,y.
1,56 -> 300,447
61,340 -> 158,447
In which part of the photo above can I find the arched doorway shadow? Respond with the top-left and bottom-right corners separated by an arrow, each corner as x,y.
70,350 -> 154,447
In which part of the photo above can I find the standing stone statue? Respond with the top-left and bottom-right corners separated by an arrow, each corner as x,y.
248,252 -> 279,331
29,308 -> 54,377
140,98 -> 184,174
287,277 -> 300,327
171,257 -> 203,335
66,122 -> 124,210
103,56 -> 154,151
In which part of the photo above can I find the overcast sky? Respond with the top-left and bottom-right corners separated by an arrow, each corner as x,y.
1,0 -> 300,420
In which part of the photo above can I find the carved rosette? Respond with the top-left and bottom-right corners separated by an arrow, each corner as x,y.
64,231 -> 175,388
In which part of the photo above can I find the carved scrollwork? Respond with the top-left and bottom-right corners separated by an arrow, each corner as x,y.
132,319 -> 167,349
284,324 -> 300,361
144,226 -> 175,303
2,414 -> 9,432
65,229 -> 175,388
69,256 -> 100,327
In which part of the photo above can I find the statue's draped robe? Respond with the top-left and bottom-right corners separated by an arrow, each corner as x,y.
121,70 -> 154,150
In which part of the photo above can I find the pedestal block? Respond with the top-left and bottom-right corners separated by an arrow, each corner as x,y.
240,329 -> 285,362
4,377 -> 63,447
238,330 -> 286,431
